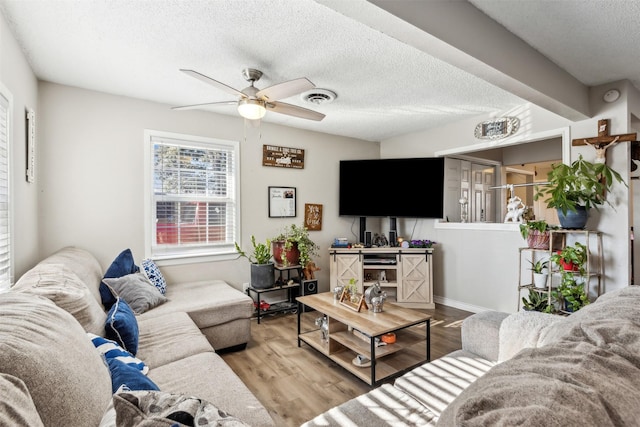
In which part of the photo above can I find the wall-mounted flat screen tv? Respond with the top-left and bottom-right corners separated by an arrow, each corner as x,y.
339,157 -> 445,218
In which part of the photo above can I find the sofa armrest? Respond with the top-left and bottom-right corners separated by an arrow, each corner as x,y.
461,310 -> 510,362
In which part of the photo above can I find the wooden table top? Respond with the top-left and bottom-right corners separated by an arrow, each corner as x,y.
297,292 -> 431,336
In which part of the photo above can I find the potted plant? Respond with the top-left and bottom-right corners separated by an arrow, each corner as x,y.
550,242 -> 587,275
272,224 -> 319,268
235,236 -> 274,289
519,220 -> 555,249
521,289 -> 550,312
553,272 -> 589,312
534,155 -> 625,229
527,259 -> 549,289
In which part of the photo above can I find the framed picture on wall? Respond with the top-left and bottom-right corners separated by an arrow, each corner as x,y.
304,203 -> 322,230
268,186 -> 296,218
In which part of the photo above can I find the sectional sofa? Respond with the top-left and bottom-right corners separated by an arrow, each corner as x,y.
0,246 -> 275,426
304,285 -> 640,426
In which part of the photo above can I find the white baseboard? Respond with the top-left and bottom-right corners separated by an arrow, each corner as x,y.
433,295 -> 490,314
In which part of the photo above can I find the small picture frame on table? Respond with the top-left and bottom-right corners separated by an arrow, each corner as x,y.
339,289 -> 368,312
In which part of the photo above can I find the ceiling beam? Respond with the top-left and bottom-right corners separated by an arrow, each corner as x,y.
320,0 -> 590,121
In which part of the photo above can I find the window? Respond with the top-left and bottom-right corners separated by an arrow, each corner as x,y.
144,130 -> 239,261
0,83 -> 12,291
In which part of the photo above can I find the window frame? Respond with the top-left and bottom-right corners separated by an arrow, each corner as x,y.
143,129 -> 241,265
0,81 -> 13,291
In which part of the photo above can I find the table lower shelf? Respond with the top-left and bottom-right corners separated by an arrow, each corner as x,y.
298,326 -> 428,385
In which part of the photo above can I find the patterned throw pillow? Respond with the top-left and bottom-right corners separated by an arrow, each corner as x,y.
88,333 -> 148,375
107,359 -> 159,395
113,391 -> 250,427
140,258 -> 167,295
105,298 -> 139,355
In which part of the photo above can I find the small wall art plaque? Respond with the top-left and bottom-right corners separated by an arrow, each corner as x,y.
304,203 -> 322,231
262,145 -> 305,169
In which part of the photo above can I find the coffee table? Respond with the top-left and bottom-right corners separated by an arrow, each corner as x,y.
297,292 -> 431,386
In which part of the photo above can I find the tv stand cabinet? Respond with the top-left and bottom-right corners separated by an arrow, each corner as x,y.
329,247 -> 435,309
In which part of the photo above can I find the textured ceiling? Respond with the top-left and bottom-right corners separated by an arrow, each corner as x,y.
469,0 -> 640,89
0,0 -> 638,142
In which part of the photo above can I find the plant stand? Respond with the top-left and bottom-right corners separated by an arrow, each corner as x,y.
246,264 -> 303,324
517,229 -> 603,314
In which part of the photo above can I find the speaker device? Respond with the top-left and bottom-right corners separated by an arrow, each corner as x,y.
300,279 -> 318,312
364,231 -> 372,247
389,230 -> 397,247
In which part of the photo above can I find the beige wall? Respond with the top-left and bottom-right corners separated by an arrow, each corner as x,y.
37,82 -> 378,293
0,12 -> 39,281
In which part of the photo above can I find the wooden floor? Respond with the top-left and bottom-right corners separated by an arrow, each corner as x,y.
220,303 -> 473,426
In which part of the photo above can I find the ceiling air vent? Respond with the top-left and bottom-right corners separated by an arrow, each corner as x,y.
301,89 -> 337,105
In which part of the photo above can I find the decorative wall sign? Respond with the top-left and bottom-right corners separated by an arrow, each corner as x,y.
474,117 -> 520,140
304,203 -> 323,231
268,186 -> 296,218
262,145 -> 305,169
26,108 -> 35,183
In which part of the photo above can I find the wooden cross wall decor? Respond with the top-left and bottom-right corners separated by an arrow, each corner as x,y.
572,119 -> 637,164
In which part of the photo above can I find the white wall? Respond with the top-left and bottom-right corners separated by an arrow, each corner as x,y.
0,12 -> 39,280
381,100 -> 633,313
37,82 -> 378,292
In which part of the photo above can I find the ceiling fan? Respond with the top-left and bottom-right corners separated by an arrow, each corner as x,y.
172,68 -> 325,121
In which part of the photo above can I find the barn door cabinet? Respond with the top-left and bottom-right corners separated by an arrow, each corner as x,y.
329,247 -> 435,309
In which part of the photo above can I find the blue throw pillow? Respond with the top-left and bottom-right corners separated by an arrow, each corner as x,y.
107,358 -> 159,394
105,298 -> 139,355
141,258 -> 167,295
100,249 -> 140,310
88,333 -> 148,375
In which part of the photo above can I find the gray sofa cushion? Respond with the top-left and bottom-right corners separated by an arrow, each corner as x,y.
136,311 -> 214,369
12,262 -> 107,335
0,292 -> 112,427
138,280 -> 253,328
394,349 -> 496,418
0,373 -> 45,427
460,310 -> 509,362
302,383 -> 438,427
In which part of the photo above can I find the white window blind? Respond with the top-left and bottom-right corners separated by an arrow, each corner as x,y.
0,88 -> 11,290
146,131 -> 239,260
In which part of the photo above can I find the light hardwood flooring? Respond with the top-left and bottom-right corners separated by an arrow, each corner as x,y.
220,303 -> 473,426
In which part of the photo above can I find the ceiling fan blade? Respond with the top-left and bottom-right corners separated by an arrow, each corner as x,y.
267,101 -> 325,121
180,69 -> 244,98
257,78 -> 315,102
171,100 -> 237,111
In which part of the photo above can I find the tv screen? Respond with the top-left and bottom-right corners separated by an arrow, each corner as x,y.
339,157 -> 445,218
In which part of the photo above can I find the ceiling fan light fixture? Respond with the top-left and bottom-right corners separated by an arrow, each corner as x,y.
237,98 -> 266,120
